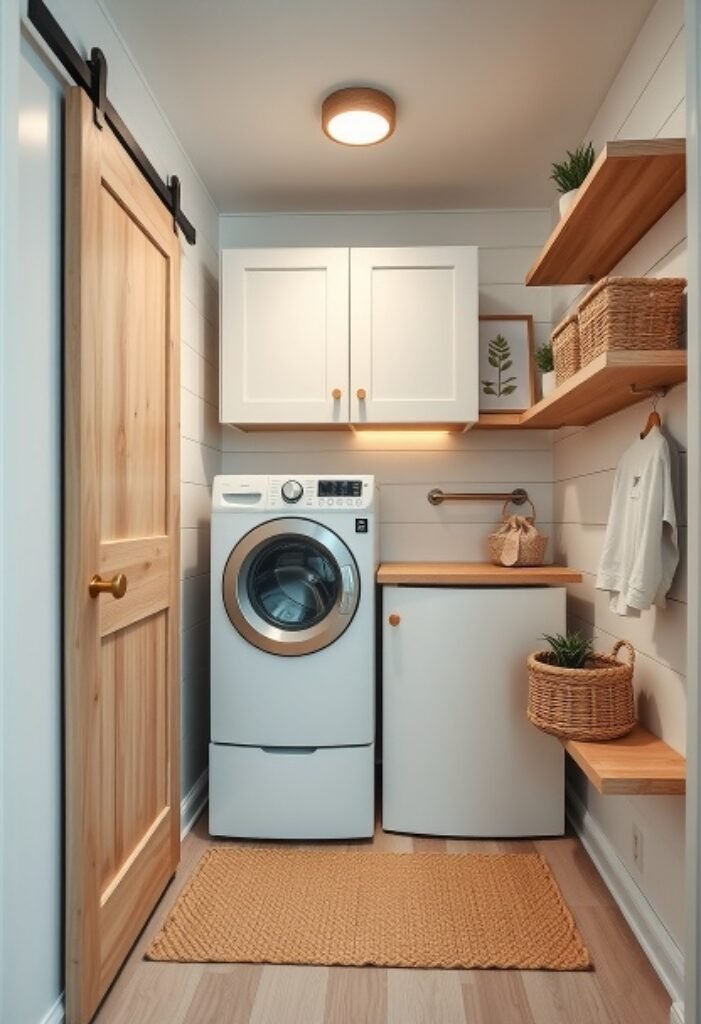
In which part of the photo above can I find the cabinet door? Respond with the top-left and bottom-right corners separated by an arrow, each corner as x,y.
220,248 -> 349,424
382,586 -> 565,837
350,247 -> 478,424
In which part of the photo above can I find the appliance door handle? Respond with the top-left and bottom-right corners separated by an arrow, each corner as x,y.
339,564 -> 355,614
261,747 -> 318,755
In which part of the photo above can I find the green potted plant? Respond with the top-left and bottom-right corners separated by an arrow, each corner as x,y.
541,632 -> 594,667
526,632 -> 636,741
550,141 -> 595,218
535,342 -> 556,399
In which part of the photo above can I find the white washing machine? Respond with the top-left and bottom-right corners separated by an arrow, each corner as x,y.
209,474 -> 378,839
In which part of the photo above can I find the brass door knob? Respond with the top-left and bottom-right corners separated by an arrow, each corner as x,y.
357,388 -> 367,400
89,573 -> 128,599
388,613 -> 401,627
332,388 -> 342,400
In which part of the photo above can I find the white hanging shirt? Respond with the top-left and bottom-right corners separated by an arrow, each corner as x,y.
596,426 -> 679,616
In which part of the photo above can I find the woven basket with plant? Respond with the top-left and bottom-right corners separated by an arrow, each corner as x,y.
527,633 -> 635,741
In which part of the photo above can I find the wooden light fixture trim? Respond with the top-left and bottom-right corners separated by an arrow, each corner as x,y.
322,87 -> 396,145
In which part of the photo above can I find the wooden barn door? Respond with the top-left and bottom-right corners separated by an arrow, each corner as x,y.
64,87 -> 181,1023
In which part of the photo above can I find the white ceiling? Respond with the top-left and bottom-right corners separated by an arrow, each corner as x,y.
103,0 -> 656,213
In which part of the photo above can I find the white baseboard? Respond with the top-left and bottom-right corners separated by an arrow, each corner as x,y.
567,789 -> 684,1004
181,768 -> 209,839
670,1002 -> 684,1024
38,993 -> 64,1024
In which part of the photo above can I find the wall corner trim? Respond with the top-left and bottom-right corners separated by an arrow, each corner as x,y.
670,1001 -> 685,1024
567,788 -> 684,1003
181,768 -> 209,839
38,993 -> 64,1024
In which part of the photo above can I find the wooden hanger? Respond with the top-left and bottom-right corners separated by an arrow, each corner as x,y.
640,394 -> 662,439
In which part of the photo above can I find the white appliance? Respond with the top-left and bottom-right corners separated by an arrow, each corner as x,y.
209,474 -> 377,839
382,586 -> 565,837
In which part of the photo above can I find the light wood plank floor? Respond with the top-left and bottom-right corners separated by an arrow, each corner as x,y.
93,810 -> 671,1024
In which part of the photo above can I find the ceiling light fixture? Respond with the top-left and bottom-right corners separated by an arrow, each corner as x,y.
322,87 -> 396,146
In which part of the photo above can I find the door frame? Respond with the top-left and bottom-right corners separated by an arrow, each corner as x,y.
685,5 -> 701,1023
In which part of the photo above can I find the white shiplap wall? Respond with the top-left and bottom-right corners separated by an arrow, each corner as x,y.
34,0 -> 222,806
552,0 -> 687,971
62,2 -> 221,806
1,3 -> 221,1022
219,210 -> 554,557
27,0 -> 221,810
180,219 -> 219,803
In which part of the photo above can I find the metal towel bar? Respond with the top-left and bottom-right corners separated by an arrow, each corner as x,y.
427,487 -> 529,507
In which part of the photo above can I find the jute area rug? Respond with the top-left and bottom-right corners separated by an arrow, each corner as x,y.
147,847 -> 590,971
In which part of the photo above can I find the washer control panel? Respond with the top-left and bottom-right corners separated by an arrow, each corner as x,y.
269,476 -> 374,511
317,479 -> 363,498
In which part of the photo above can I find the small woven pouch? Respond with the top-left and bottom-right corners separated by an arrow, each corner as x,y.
488,499 -> 548,567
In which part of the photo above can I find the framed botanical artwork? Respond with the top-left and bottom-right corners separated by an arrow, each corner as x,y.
478,315 -> 536,413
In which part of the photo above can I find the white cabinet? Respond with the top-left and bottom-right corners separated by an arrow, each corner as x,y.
382,586 -> 565,837
220,248 -> 350,425
350,247 -> 478,424
220,246 -> 478,426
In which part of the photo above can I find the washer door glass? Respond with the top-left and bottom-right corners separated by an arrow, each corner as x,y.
223,518 -> 360,656
247,537 -> 339,630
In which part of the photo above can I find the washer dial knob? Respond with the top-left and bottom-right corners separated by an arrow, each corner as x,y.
281,479 -> 303,503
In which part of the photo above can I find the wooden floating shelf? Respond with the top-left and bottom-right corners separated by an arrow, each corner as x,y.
520,350 -> 687,429
526,138 -> 686,286
471,413 -> 524,429
473,350 -> 687,430
561,724 -> 686,796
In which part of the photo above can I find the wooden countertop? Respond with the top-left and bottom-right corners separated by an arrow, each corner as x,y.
376,563 -> 583,586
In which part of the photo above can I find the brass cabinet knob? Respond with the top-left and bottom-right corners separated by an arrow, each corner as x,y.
332,388 -> 342,400
388,613 -> 401,627
89,573 -> 128,600
357,388 -> 367,400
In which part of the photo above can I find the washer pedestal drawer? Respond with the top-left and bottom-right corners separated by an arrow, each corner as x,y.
209,741 -> 375,839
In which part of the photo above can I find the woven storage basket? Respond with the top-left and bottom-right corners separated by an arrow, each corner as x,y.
578,276 -> 685,368
551,314 -> 580,386
527,640 -> 635,741
488,498 -> 548,568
